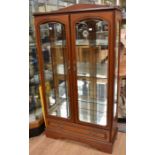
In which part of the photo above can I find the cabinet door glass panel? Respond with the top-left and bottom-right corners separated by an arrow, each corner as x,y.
113,21 -> 120,117
75,19 -> 108,126
40,22 -> 70,118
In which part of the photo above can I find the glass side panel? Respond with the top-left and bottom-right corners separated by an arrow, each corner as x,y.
113,21 -> 120,117
75,19 -> 109,126
40,22 -> 70,118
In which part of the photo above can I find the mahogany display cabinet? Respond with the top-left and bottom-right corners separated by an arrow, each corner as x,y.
34,4 -> 122,153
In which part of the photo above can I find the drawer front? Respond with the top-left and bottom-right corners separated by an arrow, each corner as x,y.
47,119 -> 109,141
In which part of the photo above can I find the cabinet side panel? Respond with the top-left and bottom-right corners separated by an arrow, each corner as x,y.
111,10 -> 122,141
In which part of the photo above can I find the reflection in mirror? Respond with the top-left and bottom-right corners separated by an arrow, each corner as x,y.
40,22 -> 70,118
76,19 -> 109,126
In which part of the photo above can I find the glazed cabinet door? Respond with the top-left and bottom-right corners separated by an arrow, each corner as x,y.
70,12 -> 113,127
35,15 -> 73,121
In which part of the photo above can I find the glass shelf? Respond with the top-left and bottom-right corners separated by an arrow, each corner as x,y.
76,39 -> 108,46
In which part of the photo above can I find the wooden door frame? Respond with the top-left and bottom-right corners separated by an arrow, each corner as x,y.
34,14 -> 75,123
70,11 -> 114,130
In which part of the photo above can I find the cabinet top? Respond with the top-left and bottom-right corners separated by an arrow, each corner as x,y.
33,4 -> 121,16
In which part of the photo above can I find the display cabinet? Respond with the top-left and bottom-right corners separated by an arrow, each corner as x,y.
29,1 -> 45,136
29,47 -> 45,137
34,4 -> 122,153
29,31 -> 45,137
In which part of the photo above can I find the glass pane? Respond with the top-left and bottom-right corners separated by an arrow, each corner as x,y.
29,48 -> 42,122
113,21 -> 120,117
40,22 -> 70,118
29,21 -> 42,122
76,19 -> 108,126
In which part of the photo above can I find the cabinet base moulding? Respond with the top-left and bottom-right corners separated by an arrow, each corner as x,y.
45,127 -> 117,154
